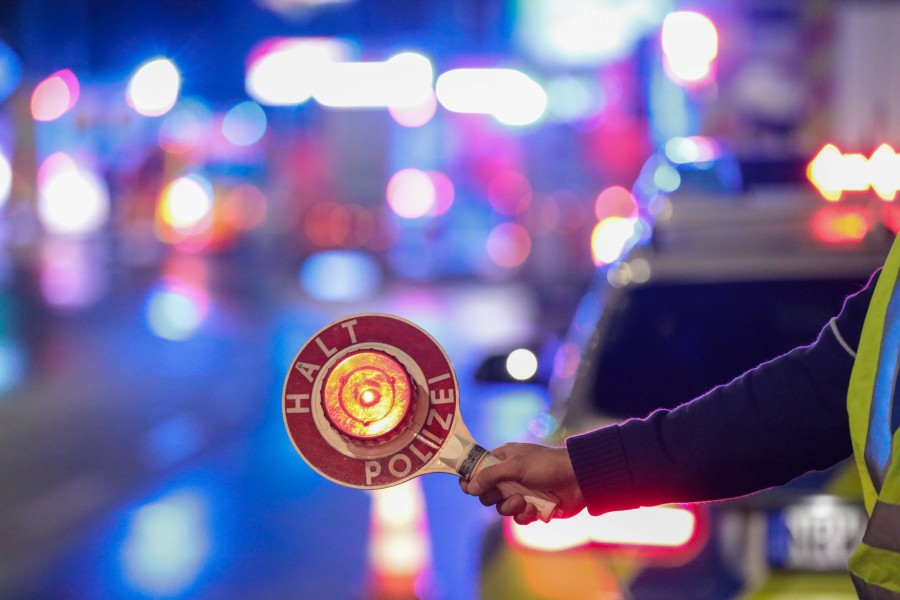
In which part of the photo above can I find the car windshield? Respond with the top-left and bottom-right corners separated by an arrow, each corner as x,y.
589,277 -> 869,419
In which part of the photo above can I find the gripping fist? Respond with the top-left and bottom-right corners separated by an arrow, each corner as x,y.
460,442 -> 586,524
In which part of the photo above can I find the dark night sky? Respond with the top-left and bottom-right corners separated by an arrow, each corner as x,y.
1,0 -> 512,103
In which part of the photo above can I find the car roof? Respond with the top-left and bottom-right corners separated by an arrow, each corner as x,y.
627,189 -> 893,284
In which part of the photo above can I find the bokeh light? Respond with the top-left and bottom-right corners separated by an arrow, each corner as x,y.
145,281 -> 210,341
388,90 -> 438,127
590,217 -> 638,266
122,490 -> 210,595
483,389 -> 546,448
158,174 -> 214,234
31,69 -> 80,121
812,206 -> 870,243
221,101 -> 267,146
221,183 -> 268,231
807,144 -> 846,202
303,201 -> 351,247
344,203 -> 376,248
127,57 -> 181,117
506,348 -> 538,381
314,51 -> 434,108
39,239 -> 106,308
0,150 -> 12,210
0,40 -> 22,102
37,153 -> 110,237
488,170 -> 532,216
516,0 -> 671,67
486,223 -> 531,268
368,481 -> 432,594
867,144 -> 900,201
436,68 -> 547,126
428,170 -> 455,216
807,143 -> 900,202
545,76 -> 605,122
552,342 -> 581,380
158,99 -> 213,154
387,169 -> 436,219
300,250 -> 382,302
0,337 -> 24,395
664,136 -> 721,165
661,11 -> 718,86
245,37 -> 351,106
653,163 -> 681,193
509,505 -> 697,552
594,185 -> 638,221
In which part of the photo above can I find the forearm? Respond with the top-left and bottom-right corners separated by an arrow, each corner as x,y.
567,273 -> 875,515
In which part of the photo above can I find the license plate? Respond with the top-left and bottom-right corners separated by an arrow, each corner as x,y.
767,497 -> 867,571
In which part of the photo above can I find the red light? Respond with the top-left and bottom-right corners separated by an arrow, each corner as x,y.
504,504 -> 707,563
811,206 -> 870,244
322,350 -> 413,440
881,206 -> 900,235
303,201 -> 350,247
487,169 -> 532,216
367,482 -> 433,598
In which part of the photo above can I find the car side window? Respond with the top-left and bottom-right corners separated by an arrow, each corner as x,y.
584,278 -> 864,419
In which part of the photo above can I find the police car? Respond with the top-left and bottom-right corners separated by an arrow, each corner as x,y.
475,185 -> 893,599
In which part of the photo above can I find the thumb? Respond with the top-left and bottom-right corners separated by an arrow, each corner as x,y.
467,454 -> 523,496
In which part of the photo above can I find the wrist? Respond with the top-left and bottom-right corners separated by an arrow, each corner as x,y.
566,426 -> 633,515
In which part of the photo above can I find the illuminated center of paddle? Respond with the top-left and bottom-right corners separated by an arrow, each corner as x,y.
322,350 -> 413,440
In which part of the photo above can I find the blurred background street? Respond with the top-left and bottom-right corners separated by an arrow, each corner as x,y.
0,0 -> 898,598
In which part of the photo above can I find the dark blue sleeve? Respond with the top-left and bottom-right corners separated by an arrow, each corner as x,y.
566,270 -> 877,515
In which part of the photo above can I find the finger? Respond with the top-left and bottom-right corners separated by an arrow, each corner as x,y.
488,442 -> 522,462
514,504 -> 538,525
468,455 -> 523,496
496,494 -> 527,518
479,488 -> 504,507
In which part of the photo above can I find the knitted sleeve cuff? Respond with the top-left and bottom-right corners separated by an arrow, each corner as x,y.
566,425 -> 637,515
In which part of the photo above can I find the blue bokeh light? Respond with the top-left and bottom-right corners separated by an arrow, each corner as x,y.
121,489 -> 210,596
0,40 -> 22,102
221,101 -> 267,146
299,250 -> 382,302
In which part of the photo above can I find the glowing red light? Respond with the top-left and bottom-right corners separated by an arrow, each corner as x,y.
303,201 -> 351,247
811,206 -> 870,243
322,350 -> 413,440
881,206 -> 900,235
504,504 -> 707,563
488,170 -> 532,216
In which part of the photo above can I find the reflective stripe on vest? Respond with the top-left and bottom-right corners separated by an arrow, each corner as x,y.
847,233 -> 900,598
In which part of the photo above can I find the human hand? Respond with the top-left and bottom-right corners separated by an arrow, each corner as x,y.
460,442 -> 585,525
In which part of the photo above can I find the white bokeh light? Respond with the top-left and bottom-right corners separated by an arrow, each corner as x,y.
127,58 -> 181,117
436,68 -> 547,126
37,153 -> 110,236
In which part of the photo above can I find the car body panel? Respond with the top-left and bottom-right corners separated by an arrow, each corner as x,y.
478,191 -> 892,598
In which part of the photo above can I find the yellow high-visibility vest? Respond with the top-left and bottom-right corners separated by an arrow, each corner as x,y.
847,233 -> 900,598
